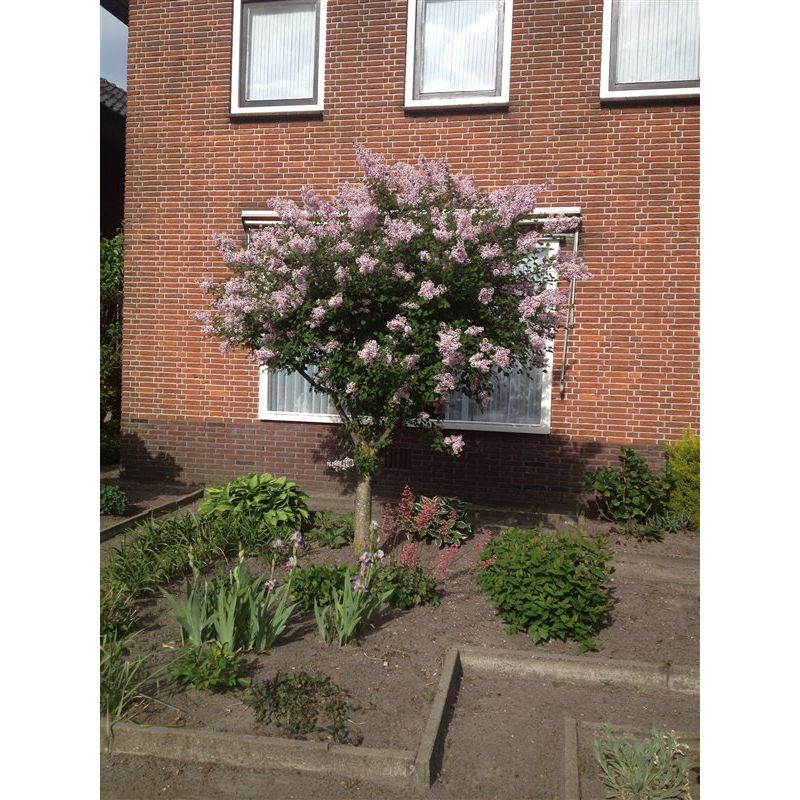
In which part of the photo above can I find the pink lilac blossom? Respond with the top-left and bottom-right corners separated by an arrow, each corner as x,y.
384,216 -> 423,245
488,183 -> 545,227
404,354 -> 420,369
555,251 -> 592,281
452,173 -> 478,203
199,278 -> 215,293
464,325 -> 484,336
355,143 -> 390,182
492,347 -> 511,369
478,287 -> 494,305
327,457 -> 355,472
271,286 -> 303,313
516,230 -> 540,253
389,384 -> 412,405
335,265 -> 349,283
542,215 -> 581,233
491,263 -> 511,277
390,161 -> 427,207
401,301 -> 419,311
436,326 -> 463,367
454,209 -> 479,242
328,293 -> 343,308
358,340 -> 380,363
449,242 -> 468,264
387,315 -> 413,337
434,372 -> 458,395
252,348 -> 277,365
419,281 -> 446,300
418,250 -> 431,262
393,264 -> 415,281
323,341 -> 340,353
333,240 -> 354,255
345,381 -> 357,394
308,306 -> 327,328
443,434 -> 465,455
479,242 -> 501,259
469,353 -> 492,373
357,253 -> 378,275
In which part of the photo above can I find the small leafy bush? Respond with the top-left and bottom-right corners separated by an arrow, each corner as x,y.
381,486 -> 472,548
248,671 -> 359,744
664,430 -> 699,531
584,447 -> 673,525
290,564 -> 349,612
200,473 -> 310,530
372,564 -> 440,610
592,726 -> 694,800
476,528 -> 614,652
306,511 -> 354,549
168,644 -> 247,692
163,553 -> 295,653
314,563 -> 392,646
615,512 -> 691,542
100,484 -> 128,516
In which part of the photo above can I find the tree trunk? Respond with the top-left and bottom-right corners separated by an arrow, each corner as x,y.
353,472 -> 373,555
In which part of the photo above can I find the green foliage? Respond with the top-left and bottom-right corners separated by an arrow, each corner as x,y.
168,644 -> 247,692
200,473 -> 310,531
100,512 -> 277,600
247,671 -> 359,744
100,484 -> 128,516
584,447 -> 673,525
306,511 -> 354,549
616,512 -> 691,542
386,487 -> 472,547
290,564 -> 349,612
314,567 -> 392,646
475,528 -> 614,652
592,726 -> 694,800
100,231 -> 124,451
664,430 -> 700,531
100,423 -> 120,465
100,588 -> 138,639
100,632 -> 157,724
163,553 -> 295,653
372,564 -> 440,610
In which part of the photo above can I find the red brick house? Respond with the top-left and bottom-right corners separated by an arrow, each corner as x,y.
121,0 -> 699,511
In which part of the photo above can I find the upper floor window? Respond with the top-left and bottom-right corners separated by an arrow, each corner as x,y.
404,0 -> 513,110
230,0 -> 327,115
600,0 -> 699,100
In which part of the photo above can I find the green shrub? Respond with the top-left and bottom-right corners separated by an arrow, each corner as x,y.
100,231 -> 124,437
592,726 -> 694,800
100,484 -> 128,516
306,511 -> 354,549
664,430 -> 700,531
248,671 -> 359,744
200,473 -> 310,531
616,512 -> 691,542
163,553 -> 295,653
372,564 -> 439,610
100,512 -> 277,599
100,423 -> 120,465
168,644 -> 247,692
290,564 -> 349,612
476,528 -> 614,652
584,447 -> 673,525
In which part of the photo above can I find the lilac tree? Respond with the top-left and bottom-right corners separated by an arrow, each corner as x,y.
197,146 -> 589,552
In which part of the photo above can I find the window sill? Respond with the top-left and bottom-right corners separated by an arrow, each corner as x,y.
600,87 -> 700,102
404,96 -> 509,112
230,104 -> 324,116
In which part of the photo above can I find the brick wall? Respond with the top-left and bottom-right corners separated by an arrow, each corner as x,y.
121,0 -> 699,507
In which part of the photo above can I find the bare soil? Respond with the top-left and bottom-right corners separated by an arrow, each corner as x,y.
102,521 -> 699,799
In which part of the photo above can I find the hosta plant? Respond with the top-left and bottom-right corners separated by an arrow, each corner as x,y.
306,511 -> 355,549
476,528 -> 614,652
592,726 -> 694,800
200,472 -> 310,531
100,483 -> 128,516
381,486 -> 472,548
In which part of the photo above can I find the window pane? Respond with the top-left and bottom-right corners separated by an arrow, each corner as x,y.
445,368 -> 543,426
267,367 -> 334,415
614,0 -> 699,84
420,0 -> 501,95
245,1 -> 317,102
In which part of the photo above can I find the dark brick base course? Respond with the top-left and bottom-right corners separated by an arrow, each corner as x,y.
121,417 -> 668,512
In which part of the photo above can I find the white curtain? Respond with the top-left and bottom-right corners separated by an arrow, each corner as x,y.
246,1 -> 317,102
445,369 -> 544,426
420,0 -> 501,94
267,367 -> 334,415
614,0 -> 699,84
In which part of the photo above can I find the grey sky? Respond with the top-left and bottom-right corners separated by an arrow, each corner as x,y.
100,7 -> 128,90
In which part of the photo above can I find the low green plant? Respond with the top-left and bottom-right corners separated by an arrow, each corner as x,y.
592,726 -> 694,800
664,430 -> 699,531
100,588 -> 138,639
314,564 -> 392,646
290,564 -> 349,611
168,644 -> 248,692
584,447 -> 673,525
476,528 -> 614,652
100,633 -> 159,729
247,671 -> 359,744
306,511 -> 354,549
100,484 -> 128,516
200,473 -> 310,531
372,564 -> 440,610
163,551 -> 295,653
383,486 -> 472,548
616,512 -> 691,542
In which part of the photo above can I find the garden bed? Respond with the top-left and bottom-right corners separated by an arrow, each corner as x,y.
115,524 -> 698,754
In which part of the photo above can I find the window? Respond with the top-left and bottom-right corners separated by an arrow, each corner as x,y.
404,0 -> 513,110
257,239 -> 560,434
230,0 -> 326,115
600,0 -> 699,100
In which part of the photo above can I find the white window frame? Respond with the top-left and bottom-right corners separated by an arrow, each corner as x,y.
230,0 -> 327,116
404,0 -> 514,111
599,0 -> 700,101
249,208 -> 582,434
